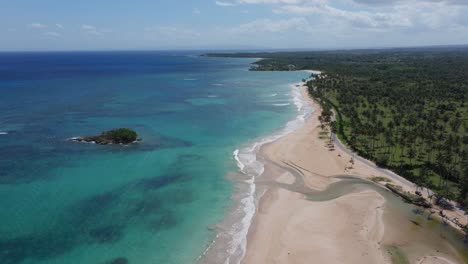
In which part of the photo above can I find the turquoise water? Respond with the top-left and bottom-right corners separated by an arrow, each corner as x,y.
0,52 -> 308,264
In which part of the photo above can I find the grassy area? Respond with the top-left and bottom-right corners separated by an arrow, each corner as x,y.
386,246 -> 410,264
370,176 -> 392,183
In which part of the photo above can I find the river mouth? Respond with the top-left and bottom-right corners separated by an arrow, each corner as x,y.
297,176 -> 468,264
258,150 -> 468,264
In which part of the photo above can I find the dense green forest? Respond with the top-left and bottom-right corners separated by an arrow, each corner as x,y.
206,47 -> 468,206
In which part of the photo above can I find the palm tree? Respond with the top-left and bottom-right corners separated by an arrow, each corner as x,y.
330,121 -> 337,142
408,147 -> 416,166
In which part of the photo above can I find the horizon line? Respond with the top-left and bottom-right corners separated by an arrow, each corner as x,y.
1,43 -> 468,53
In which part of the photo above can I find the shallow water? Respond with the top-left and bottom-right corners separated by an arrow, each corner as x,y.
306,177 -> 468,263
0,52 -> 309,264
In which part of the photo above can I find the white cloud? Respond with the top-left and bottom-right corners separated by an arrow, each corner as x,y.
7,28 -> 17,32
80,24 -> 112,36
277,4 -> 412,29
193,8 -> 201,14
215,1 -> 236,6
399,2 -> 465,30
234,0 -> 468,31
28,23 -> 47,29
352,0 -> 468,7
56,24 -> 64,29
238,0 -> 325,4
81,24 -> 96,30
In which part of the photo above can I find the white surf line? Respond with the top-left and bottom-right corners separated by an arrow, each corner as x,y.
225,80 -> 315,264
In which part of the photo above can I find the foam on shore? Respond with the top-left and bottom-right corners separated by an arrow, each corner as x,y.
217,81 -> 315,264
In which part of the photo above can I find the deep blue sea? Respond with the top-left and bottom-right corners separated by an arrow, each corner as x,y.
0,51 -> 308,264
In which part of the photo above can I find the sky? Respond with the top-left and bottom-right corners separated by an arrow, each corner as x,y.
2,0 -> 468,51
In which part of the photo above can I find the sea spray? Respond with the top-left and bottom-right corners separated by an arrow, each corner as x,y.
233,149 -> 245,173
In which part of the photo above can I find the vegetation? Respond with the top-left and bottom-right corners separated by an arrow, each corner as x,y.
207,47 -> 468,205
370,176 -> 392,183
99,128 -> 138,144
72,128 -> 139,145
385,183 -> 432,208
386,246 -> 410,264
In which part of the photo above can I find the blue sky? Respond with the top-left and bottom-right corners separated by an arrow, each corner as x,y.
2,0 -> 468,51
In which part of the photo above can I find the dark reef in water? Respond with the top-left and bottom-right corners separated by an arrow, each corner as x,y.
129,195 -> 163,216
89,225 -> 124,244
137,173 -> 189,191
0,144 -> 67,185
0,158 -> 194,263
106,257 -> 129,264
145,210 -> 179,231
70,128 -> 140,145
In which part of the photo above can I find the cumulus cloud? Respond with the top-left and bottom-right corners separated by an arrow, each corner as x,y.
28,23 -> 47,29
81,24 -> 96,30
216,0 -> 326,5
215,1 -> 236,6
238,0 -> 326,4
229,0 -> 468,31
277,4 -> 412,29
81,24 -> 112,36
352,0 -> 468,7
193,8 -> 201,14
348,0 -> 467,30
56,24 -> 64,29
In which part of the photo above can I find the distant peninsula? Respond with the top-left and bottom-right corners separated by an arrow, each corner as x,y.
70,128 -> 140,145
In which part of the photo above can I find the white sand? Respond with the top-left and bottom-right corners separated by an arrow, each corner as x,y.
240,83 -> 465,264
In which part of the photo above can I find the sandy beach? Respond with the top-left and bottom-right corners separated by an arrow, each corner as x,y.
240,82 -> 466,264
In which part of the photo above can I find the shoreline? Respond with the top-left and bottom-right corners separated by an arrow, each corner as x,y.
242,80 -> 390,264
199,73 -> 466,264
197,79 -> 313,264
240,80 -> 466,264
198,77 -> 316,264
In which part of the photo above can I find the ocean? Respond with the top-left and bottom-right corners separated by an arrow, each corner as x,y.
0,51 -> 309,264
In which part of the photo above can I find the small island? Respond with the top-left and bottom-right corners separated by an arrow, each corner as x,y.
70,128 -> 140,145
